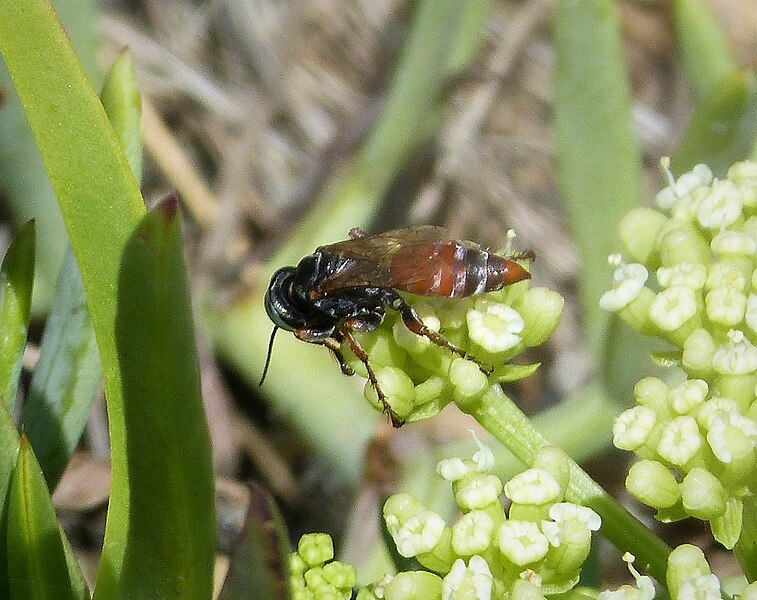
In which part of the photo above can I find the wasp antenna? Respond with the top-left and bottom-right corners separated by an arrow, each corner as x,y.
259,326 -> 279,386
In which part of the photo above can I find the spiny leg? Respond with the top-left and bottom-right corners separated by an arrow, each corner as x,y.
396,300 -> 493,376
339,320 -> 405,427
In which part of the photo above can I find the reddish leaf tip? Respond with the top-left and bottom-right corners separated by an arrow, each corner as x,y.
155,192 -> 180,220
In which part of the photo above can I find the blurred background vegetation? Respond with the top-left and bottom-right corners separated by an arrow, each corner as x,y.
2,0 -> 756,590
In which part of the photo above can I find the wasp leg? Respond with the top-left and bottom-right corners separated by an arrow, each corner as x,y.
294,328 -> 354,375
339,319 -> 405,427
323,335 -> 355,376
394,298 -> 493,376
511,249 -> 536,262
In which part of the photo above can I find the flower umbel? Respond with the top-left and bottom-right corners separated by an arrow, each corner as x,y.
289,533 -> 357,600
604,160 -> 757,551
381,440 -> 600,597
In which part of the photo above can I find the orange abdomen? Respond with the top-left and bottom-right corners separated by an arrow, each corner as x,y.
393,241 -> 531,298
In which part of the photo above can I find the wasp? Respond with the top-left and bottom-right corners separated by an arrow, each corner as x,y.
262,226 -> 534,426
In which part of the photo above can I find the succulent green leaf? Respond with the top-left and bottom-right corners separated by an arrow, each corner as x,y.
672,69 -> 757,178
113,196 -> 215,600
493,362 -> 541,383
217,485 -> 290,600
0,408 -> 21,600
0,0 -> 98,315
0,220 -> 36,413
100,50 -> 142,183
21,248 -> 101,491
21,47 -> 144,494
554,0 -> 642,354
6,436 -> 88,600
0,0 -> 148,591
711,496 -> 743,550
672,0 -> 737,100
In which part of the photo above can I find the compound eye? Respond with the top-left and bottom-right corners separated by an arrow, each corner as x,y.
264,268 -> 303,332
264,288 -> 293,331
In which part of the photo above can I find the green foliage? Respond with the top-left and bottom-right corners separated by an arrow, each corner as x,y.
0,220 -> 35,411
6,437 -> 88,600
0,2 -> 215,599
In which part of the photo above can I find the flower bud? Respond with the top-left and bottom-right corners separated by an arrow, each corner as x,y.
442,556 -> 493,600
633,377 -> 671,417
668,379 -> 708,414
413,376 -> 447,406
467,299 -> 524,353
616,287 -> 657,334
682,328 -> 715,377
657,262 -> 707,289
706,412 -> 757,485
451,510 -> 496,556
618,207 -> 667,265
697,179 -> 743,230
383,495 -> 446,559
657,225 -> 710,267
449,357 -> 488,406
657,416 -> 703,467
297,533 -> 334,567
532,446 -> 571,494
516,287 -> 564,348
365,366 -> 415,420
383,571 -> 443,600
666,544 -> 713,600
454,473 -> 503,511
680,467 -> 727,520
322,561 -> 356,590
496,520 -> 549,566
705,286 -> 747,327
648,286 -> 700,341
625,460 -> 680,509
613,406 -> 657,451
510,578 -> 547,600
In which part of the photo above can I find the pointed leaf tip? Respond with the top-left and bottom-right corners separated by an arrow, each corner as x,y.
155,192 -> 180,220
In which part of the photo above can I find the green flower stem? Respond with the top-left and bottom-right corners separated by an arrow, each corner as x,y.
734,494 -> 757,582
469,385 -> 671,583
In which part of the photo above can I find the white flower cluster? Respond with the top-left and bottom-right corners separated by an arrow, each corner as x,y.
603,161 -> 757,550
380,442 -> 600,599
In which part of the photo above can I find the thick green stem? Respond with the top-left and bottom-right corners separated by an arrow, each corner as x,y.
468,385 -> 671,583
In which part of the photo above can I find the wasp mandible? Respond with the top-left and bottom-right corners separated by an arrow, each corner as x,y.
262,226 -> 534,426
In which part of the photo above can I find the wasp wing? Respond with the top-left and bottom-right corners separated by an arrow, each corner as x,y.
314,226 -> 481,295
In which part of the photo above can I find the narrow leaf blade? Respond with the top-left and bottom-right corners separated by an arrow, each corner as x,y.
672,69 -> 757,177
100,50 -> 142,183
0,408 -> 20,600
218,485 -> 290,600
21,248 -> 101,491
554,0 -> 642,353
0,220 -> 36,412
114,196 -> 215,600
6,436 -> 88,600
672,0 -> 736,100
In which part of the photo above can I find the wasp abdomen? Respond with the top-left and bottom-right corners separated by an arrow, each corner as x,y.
396,241 -> 531,298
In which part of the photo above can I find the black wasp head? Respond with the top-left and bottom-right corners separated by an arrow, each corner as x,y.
261,266 -> 305,387
264,266 -> 305,332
